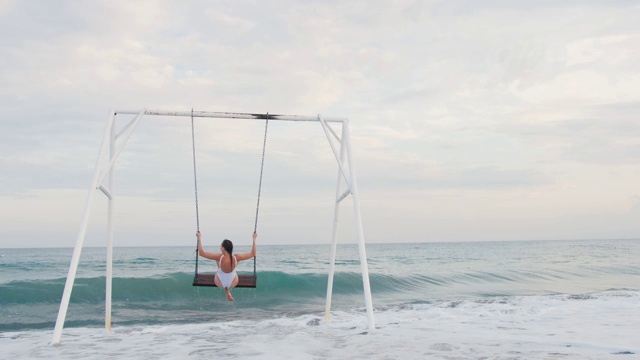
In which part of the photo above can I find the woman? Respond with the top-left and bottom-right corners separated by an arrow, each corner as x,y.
196,231 -> 257,302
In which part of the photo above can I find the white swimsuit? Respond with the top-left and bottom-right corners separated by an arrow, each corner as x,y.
216,254 -> 237,288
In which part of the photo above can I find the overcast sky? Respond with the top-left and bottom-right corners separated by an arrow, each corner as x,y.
1,1 -> 639,248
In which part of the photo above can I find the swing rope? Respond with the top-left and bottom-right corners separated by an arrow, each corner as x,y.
191,108 -> 200,276
253,113 -> 269,276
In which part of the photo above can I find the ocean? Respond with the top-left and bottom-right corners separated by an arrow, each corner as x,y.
1,239 -> 639,359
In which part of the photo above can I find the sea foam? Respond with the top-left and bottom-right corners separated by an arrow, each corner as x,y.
1,290 -> 637,360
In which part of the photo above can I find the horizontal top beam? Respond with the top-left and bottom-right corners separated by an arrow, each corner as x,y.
114,110 -> 347,123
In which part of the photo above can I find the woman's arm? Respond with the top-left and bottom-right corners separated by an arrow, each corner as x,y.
235,232 -> 257,261
197,231 -> 221,261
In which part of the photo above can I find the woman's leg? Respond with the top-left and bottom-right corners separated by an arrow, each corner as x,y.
213,273 -> 224,288
230,275 -> 239,288
214,274 -> 234,301
224,275 -> 239,302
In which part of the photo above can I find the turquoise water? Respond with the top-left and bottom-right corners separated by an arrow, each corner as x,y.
1,239 -> 639,332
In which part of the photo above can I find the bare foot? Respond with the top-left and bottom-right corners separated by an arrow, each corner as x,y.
225,288 -> 234,302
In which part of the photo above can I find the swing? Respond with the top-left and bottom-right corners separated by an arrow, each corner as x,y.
190,110 -> 269,288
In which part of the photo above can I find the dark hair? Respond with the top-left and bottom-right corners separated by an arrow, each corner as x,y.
221,239 -> 233,268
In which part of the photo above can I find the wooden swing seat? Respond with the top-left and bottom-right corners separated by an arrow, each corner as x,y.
192,273 -> 257,288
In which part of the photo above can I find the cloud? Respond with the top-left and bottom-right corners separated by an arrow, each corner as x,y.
2,0 -> 640,247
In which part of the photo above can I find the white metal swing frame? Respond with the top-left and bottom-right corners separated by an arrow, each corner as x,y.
51,109 -> 375,344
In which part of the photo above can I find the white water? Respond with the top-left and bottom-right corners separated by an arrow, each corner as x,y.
2,290 -> 637,360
